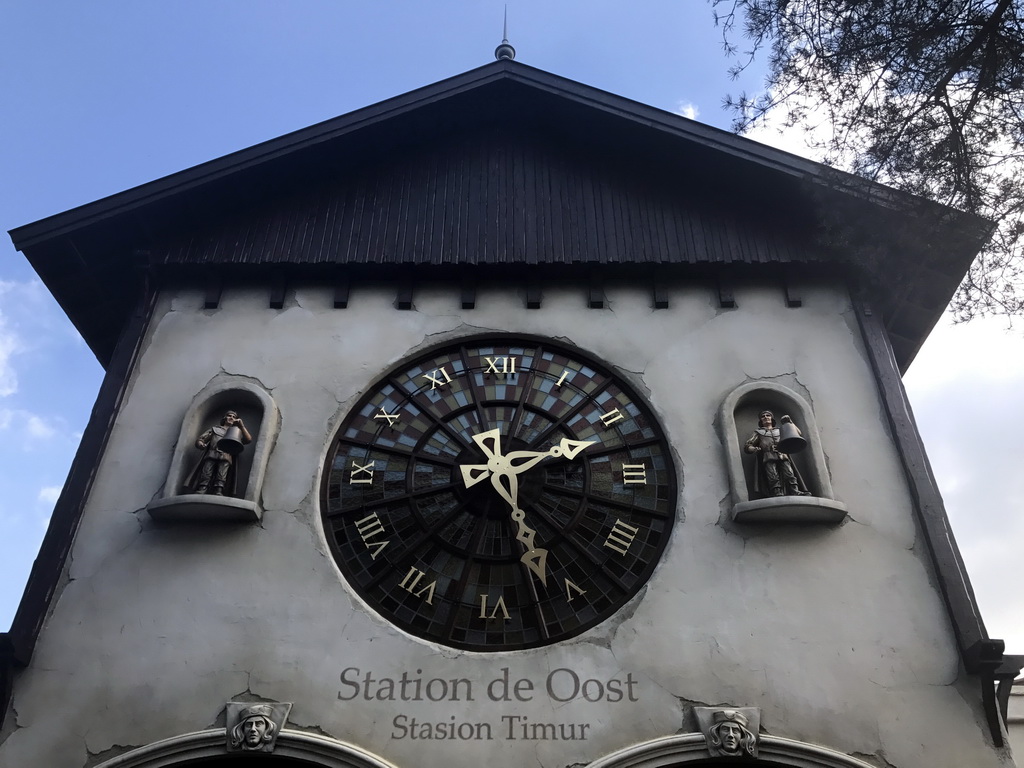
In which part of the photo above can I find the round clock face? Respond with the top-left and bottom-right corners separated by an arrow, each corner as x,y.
321,336 -> 677,651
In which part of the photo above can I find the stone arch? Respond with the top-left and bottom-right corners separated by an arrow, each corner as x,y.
720,381 -> 846,523
587,732 -> 877,768
147,377 -> 279,522
92,729 -> 399,768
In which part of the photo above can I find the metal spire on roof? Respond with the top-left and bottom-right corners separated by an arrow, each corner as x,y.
494,6 -> 516,61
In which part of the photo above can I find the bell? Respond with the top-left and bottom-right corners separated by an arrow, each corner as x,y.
217,425 -> 247,456
776,417 -> 808,454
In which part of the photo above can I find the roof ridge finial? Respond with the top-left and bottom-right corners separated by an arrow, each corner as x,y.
495,5 -> 516,61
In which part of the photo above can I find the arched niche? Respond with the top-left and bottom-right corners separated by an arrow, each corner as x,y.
91,729 -> 400,768
147,378 -> 279,523
588,732 -> 877,768
720,381 -> 846,524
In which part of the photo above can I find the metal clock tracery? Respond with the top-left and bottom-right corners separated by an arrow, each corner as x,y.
321,336 -> 677,651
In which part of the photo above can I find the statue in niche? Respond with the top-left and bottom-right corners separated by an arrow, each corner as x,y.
705,709 -> 758,758
187,410 -> 252,497
744,410 -> 811,498
228,703 -> 280,752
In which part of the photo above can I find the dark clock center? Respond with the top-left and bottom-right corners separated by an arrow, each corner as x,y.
452,436 -> 546,518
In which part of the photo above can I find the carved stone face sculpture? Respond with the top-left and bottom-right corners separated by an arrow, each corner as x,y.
229,704 -> 277,752
242,716 -> 269,748
719,721 -> 742,752
759,410 -> 775,429
708,709 -> 757,758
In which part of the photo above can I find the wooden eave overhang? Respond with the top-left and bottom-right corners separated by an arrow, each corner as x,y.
9,59 -> 991,371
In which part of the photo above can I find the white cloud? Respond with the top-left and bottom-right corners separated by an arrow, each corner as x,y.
25,415 -> 56,440
744,114 -> 827,162
674,101 -> 699,120
0,278 -> 83,400
905,317 -> 1024,395
906,316 -> 1024,651
37,486 -> 61,505
0,409 -> 62,445
0,310 -> 19,397
738,85 -> 839,164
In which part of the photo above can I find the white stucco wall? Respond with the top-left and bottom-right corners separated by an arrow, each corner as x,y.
0,279 -> 1010,767
1008,680 -> 1024,764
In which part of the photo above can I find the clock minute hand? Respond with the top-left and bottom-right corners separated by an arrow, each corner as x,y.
462,447 -> 560,493
502,436 -> 597,471
459,432 -> 597,586
460,435 -> 597,492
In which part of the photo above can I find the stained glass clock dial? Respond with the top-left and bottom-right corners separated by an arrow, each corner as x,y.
321,336 -> 678,651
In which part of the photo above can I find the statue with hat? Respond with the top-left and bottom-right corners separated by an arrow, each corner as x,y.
744,410 -> 811,498
186,410 -> 252,497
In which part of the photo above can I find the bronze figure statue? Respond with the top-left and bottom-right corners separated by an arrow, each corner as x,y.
744,410 -> 810,498
187,410 -> 252,497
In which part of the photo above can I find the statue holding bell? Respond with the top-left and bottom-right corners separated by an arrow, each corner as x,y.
744,410 -> 811,498
187,410 -> 253,497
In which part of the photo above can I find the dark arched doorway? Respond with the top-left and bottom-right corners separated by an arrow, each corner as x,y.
178,757 -> 329,766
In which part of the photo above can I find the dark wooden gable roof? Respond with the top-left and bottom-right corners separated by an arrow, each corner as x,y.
9,59 -> 991,369
155,122 -> 822,271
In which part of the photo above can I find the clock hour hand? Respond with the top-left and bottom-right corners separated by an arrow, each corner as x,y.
489,466 -> 523,519
489,469 -> 547,584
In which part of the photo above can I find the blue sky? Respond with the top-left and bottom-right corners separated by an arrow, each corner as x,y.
2,1 -> 1022,655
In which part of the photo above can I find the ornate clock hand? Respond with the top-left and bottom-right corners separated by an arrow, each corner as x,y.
503,436 -> 596,469
487,455 -> 548,583
461,433 -> 597,486
459,432 -> 597,585
471,429 -> 502,460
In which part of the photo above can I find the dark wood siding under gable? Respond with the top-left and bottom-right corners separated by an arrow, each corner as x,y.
153,126 -> 822,270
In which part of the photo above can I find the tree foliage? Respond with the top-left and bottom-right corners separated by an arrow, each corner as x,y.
713,0 -> 1024,319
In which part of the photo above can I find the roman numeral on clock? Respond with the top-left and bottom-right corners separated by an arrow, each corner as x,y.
564,579 -> 587,603
398,567 -> 437,604
478,594 -> 511,620
422,366 -> 454,390
373,408 -> 400,427
484,356 -> 516,375
600,408 -> 625,427
354,512 -> 390,560
622,463 -> 647,484
604,519 -> 639,556
349,460 -> 376,485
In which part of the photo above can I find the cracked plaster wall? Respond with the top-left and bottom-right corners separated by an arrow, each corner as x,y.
0,279 -> 1007,768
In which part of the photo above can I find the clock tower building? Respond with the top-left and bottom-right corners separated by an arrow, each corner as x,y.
2,58 -> 1020,768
